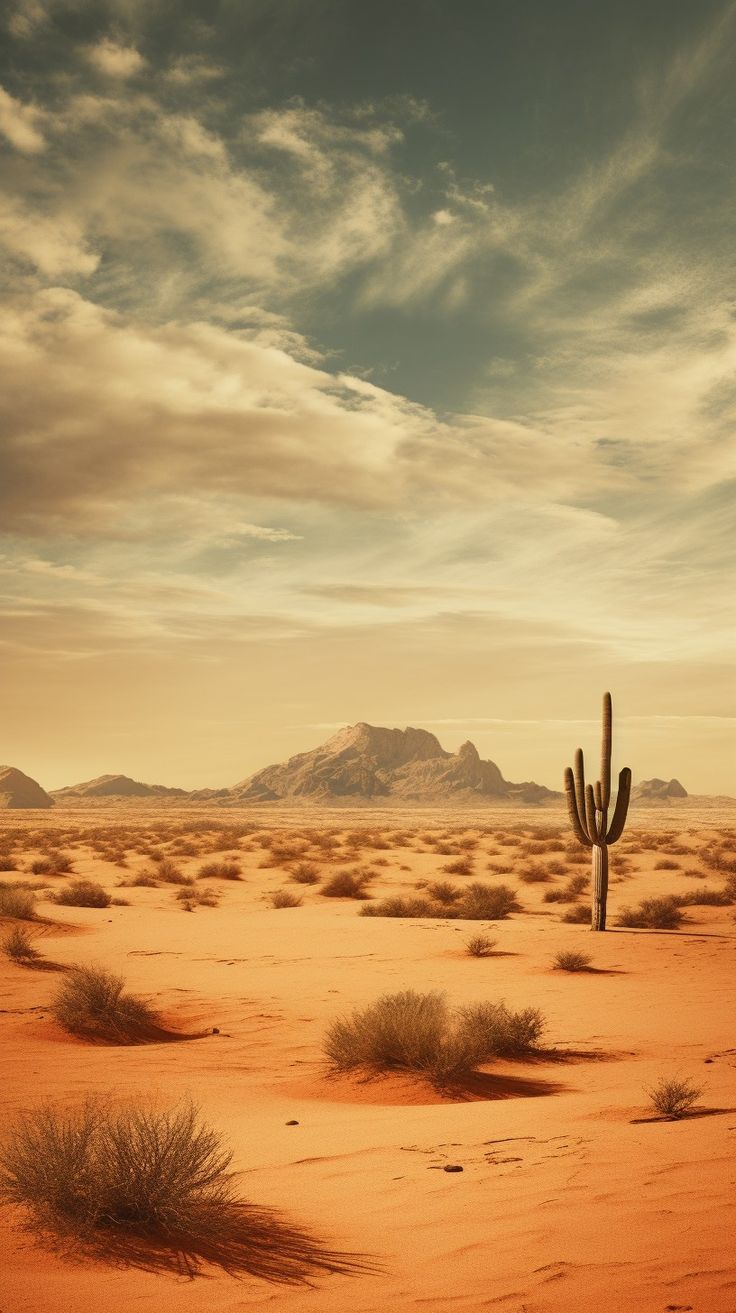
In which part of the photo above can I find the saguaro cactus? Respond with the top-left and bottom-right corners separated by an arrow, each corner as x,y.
564,692 -> 631,931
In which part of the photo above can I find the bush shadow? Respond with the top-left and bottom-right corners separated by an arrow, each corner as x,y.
39,1200 -> 377,1282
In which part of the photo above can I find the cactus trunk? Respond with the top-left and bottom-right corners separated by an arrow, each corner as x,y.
591,843 -> 608,931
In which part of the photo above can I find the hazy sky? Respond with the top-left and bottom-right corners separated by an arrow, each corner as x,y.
1,0 -> 734,792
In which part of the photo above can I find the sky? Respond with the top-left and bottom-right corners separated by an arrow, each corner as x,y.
0,0 -> 734,793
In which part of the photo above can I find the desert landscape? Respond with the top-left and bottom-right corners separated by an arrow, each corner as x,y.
2,730 -> 736,1312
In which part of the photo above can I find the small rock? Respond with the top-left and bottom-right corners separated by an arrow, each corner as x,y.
212,1027 -> 220,1034
444,1164 -> 463,1173
285,1120 -> 299,1126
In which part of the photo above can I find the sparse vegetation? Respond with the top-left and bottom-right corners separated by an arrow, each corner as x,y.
52,880 -> 111,909
176,887 -> 220,910
617,896 -> 684,930
270,889 -> 303,908
51,966 -> 157,1041
2,925 -> 41,962
646,1075 -> 702,1119
324,989 -> 545,1088
465,933 -> 497,957
197,860 -> 242,880
289,862 -> 321,884
553,949 -> 593,972
0,885 -> 38,920
320,869 -> 373,899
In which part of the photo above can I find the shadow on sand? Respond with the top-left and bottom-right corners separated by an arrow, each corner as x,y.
35,1200 -> 377,1282
630,1106 -> 736,1125
438,1070 -> 571,1102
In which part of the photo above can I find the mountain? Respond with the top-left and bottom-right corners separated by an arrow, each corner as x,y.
0,765 -> 54,809
51,773 -> 187,801
224,722 -> 558,805
632,777 -> 688,802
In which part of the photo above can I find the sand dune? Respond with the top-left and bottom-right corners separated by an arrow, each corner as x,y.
1,805 -> 735,1311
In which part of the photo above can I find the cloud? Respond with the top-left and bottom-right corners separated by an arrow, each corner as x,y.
0,86 -> 46,153
84,39 -> 146,78
234,524 -> 302,542
0,196 -> 99,275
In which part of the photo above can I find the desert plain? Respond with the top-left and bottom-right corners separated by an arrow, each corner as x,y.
1,802 -> 735,1313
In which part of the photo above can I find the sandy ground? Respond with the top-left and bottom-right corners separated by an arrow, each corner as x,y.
1,803 -> 735,1313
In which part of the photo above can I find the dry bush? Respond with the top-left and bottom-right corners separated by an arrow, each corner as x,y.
3,925 -> 41,962
324,990 -> 538,1088
542,888 -> 572,903
682,867 -> 706,879
320,869 -> 373,899
52,967 -> 156,1041
120,871 -> 160,888
456,1000 -> 546,1056
426,880 -> 462,905
289,862 -> 321,885
0,1097 -> 365,1280
153,858 -> 192,885
456,882 -> 520,919
646,1076 -> 702,1119
553,950 -> 592,972
617,896 -> 684,930
565,872 -> 589,897
486,860 -> 512,873
0,850 -> 18,871
674,887 -> 734,906
197,860 -> 242,880
546,860 -> 569,876
270,890 -> 303,908
176,887 -> 220,910
562,904 -> 591,924
465,933 -> 496,957
360,895 -> 437,918
518,862 -> 551,884
654,859 -> 680,871
0,886 -> 37,920
441,857 -> 474,876
52,880 -> 111,909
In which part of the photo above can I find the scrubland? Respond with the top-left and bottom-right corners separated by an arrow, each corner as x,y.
1,802 -> 735,1312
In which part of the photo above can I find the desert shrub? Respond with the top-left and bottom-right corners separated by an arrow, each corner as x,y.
360,896 -> 437,918
682,867 -> 706,879
270,890 -> 303,908
0,1100 -> 235,1244
456,1000 -> 545,1057
320,869 -> 373,899
455,882 -> 520,919
289,862 -> 321,884
546,860 -> 569,876
176,887 -> 220,909
518,863 -> 551,884
3,925 -> 41,962
120,871 -> 160,888
426,880 -> 462,905
154,859 -> 192,885
543,888 -> 571,903
674,887 -> 734,906
52,880 -> 111,909
486,861 -> 512,874
553,950 -> 592,972
29,858 -> 54,875
565,872 -> 589,896
0,886 -> 37,920
197,860 -> 242,880
324,990 -> 486,1087
465,933 -> 497,957
654,859 -> 680,871
646,1075 -> 702,1119
0,851 -> 18,871
562,904 -> 591,924
617,896 -> 684,930
52,967 -> 156,1041
441,857 -> 474,876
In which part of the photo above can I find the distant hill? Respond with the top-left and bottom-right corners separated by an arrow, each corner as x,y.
0,765 -> 54,809
632,777 -> 688,803
51,773 -> 187,801
213,722 -> 559,805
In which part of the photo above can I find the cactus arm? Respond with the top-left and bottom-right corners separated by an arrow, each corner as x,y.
565,766 -> 592,846
601,692 -> 612,809
573,748 -> 587,831
594,780 -> 603,812
585,784 -> 600,844
606,767 -> 632,843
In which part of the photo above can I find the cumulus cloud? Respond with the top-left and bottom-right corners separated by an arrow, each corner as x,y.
0,86 -> 46,153
84,39 -> 145,78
